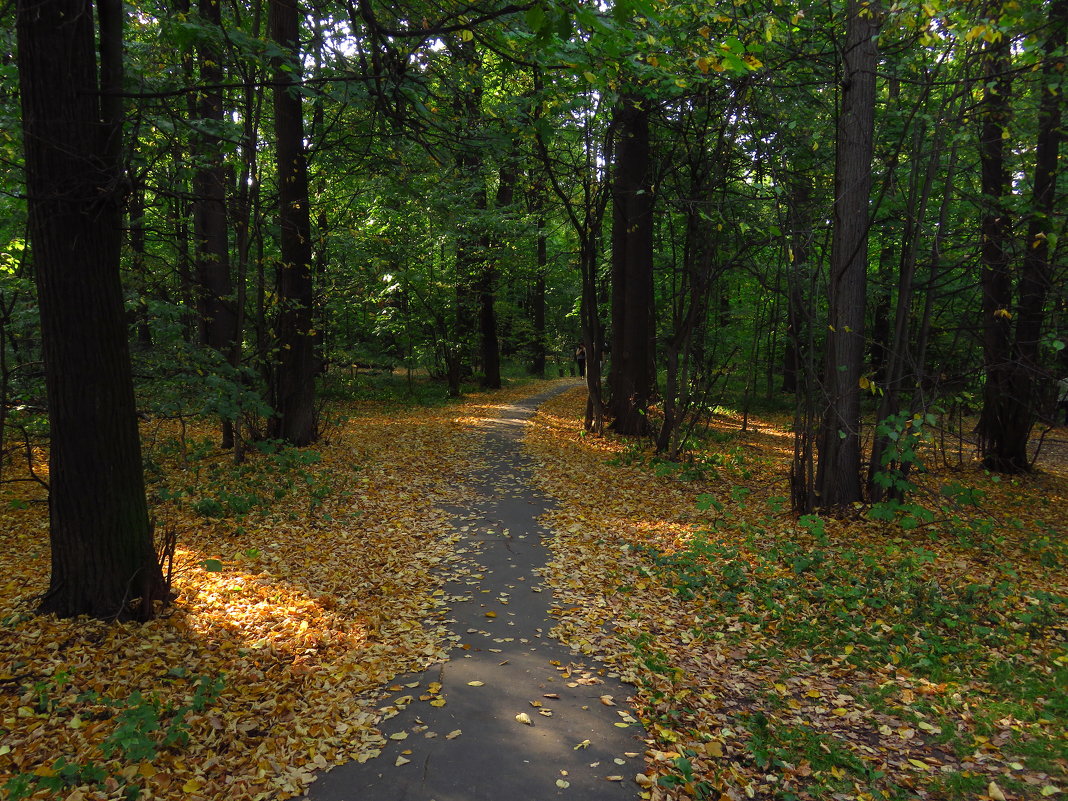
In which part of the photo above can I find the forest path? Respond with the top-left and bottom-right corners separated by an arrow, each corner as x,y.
304,381 -> 644,801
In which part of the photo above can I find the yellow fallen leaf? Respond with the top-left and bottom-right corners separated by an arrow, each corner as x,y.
389,731 -> 409,740
908,759 -> 930,771
430,698 -> 446,707
832,708 -> 847,716
467,681 -> 484,687
989,782 -> 1006,801
446,729 -> 461,740
556,779 -> 570,788
484,611 -> 497,618
600,694 -> 616,706
606,775 -> 623,781
182,778 -> 203,792
395,756 -> 410,767
515,712 -> 532,725
574,739 -> 591,750
1040,786 -> 1061,796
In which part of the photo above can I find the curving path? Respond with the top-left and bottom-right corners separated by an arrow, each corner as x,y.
304,383 -> 644,801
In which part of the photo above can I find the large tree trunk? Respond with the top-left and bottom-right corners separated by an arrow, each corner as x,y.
608,96 -> 655,435
268,0 -> 317,446
813,0 -> 879,511
18,0 -> 166,619
975,29 -> 1022,471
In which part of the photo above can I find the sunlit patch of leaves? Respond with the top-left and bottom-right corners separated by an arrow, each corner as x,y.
0,381 -> 547,800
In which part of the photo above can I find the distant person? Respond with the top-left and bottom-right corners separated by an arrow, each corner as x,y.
1058,377 -> 1068,425
575,344 -> 587,378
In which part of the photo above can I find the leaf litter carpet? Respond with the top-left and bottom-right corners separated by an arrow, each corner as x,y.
1,381 -> 1065,800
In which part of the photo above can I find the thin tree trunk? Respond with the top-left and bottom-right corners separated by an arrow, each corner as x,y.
193,0 -> 237,447
813,0 -> 880,511
531,198 -> 547,377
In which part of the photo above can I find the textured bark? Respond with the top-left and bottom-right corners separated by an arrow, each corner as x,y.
18,0 -> 166,618
608,96 -> 655,436
268,0 -> 317,446
976,0 -> 1065,471
478,164 -> 515,390
782,178 -> 812,394
530,199 -> 547,377
193,0 -> 238,447
975,31 -> 1022,471
814,0 -> 879,511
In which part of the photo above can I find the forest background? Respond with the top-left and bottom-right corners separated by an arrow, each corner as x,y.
0,0 -> 1066,797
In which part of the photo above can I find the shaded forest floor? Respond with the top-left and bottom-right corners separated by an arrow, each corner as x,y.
0,378 -> 1064,800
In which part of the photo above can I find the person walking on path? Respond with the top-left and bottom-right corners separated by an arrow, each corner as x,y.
575,344 -> 587,378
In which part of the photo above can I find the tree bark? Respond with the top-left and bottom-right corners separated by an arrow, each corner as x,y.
193,0 -> 238,447
268,0 -> 317,446
975,27 -> 1021,471
814,0 -> 880,511
530,194 -> 547,377
478,163 -> 515,389
18,0 -> 166,619
608,96 -> 655,436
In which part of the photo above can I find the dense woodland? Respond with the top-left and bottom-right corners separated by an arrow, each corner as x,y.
0,1 -> 1067,797
3,0 -> 1067,614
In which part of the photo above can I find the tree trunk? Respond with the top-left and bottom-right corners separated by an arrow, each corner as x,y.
813,0 -> 880,511
193,0 -> 238,447
268,0 -> 317,446
530,199 -> 547,377
782,177 -> 812,394
975,28 -> 1022,471
608,96 -> 655,435
478,163 -> 515,390
267,0 -> 316,448
18,0 -> 166,619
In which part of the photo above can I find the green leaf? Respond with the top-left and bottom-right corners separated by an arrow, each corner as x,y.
202,559 -> 223,572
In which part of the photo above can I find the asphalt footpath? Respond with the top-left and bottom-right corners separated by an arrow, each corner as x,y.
304,382 -> 645,801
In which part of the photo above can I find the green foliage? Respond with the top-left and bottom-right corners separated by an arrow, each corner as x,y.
3,673 -> 223,801
146,435 -> 331,522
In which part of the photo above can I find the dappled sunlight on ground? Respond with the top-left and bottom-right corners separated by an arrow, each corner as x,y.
0,386 -> 519,800
525,388 -> 1067,801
